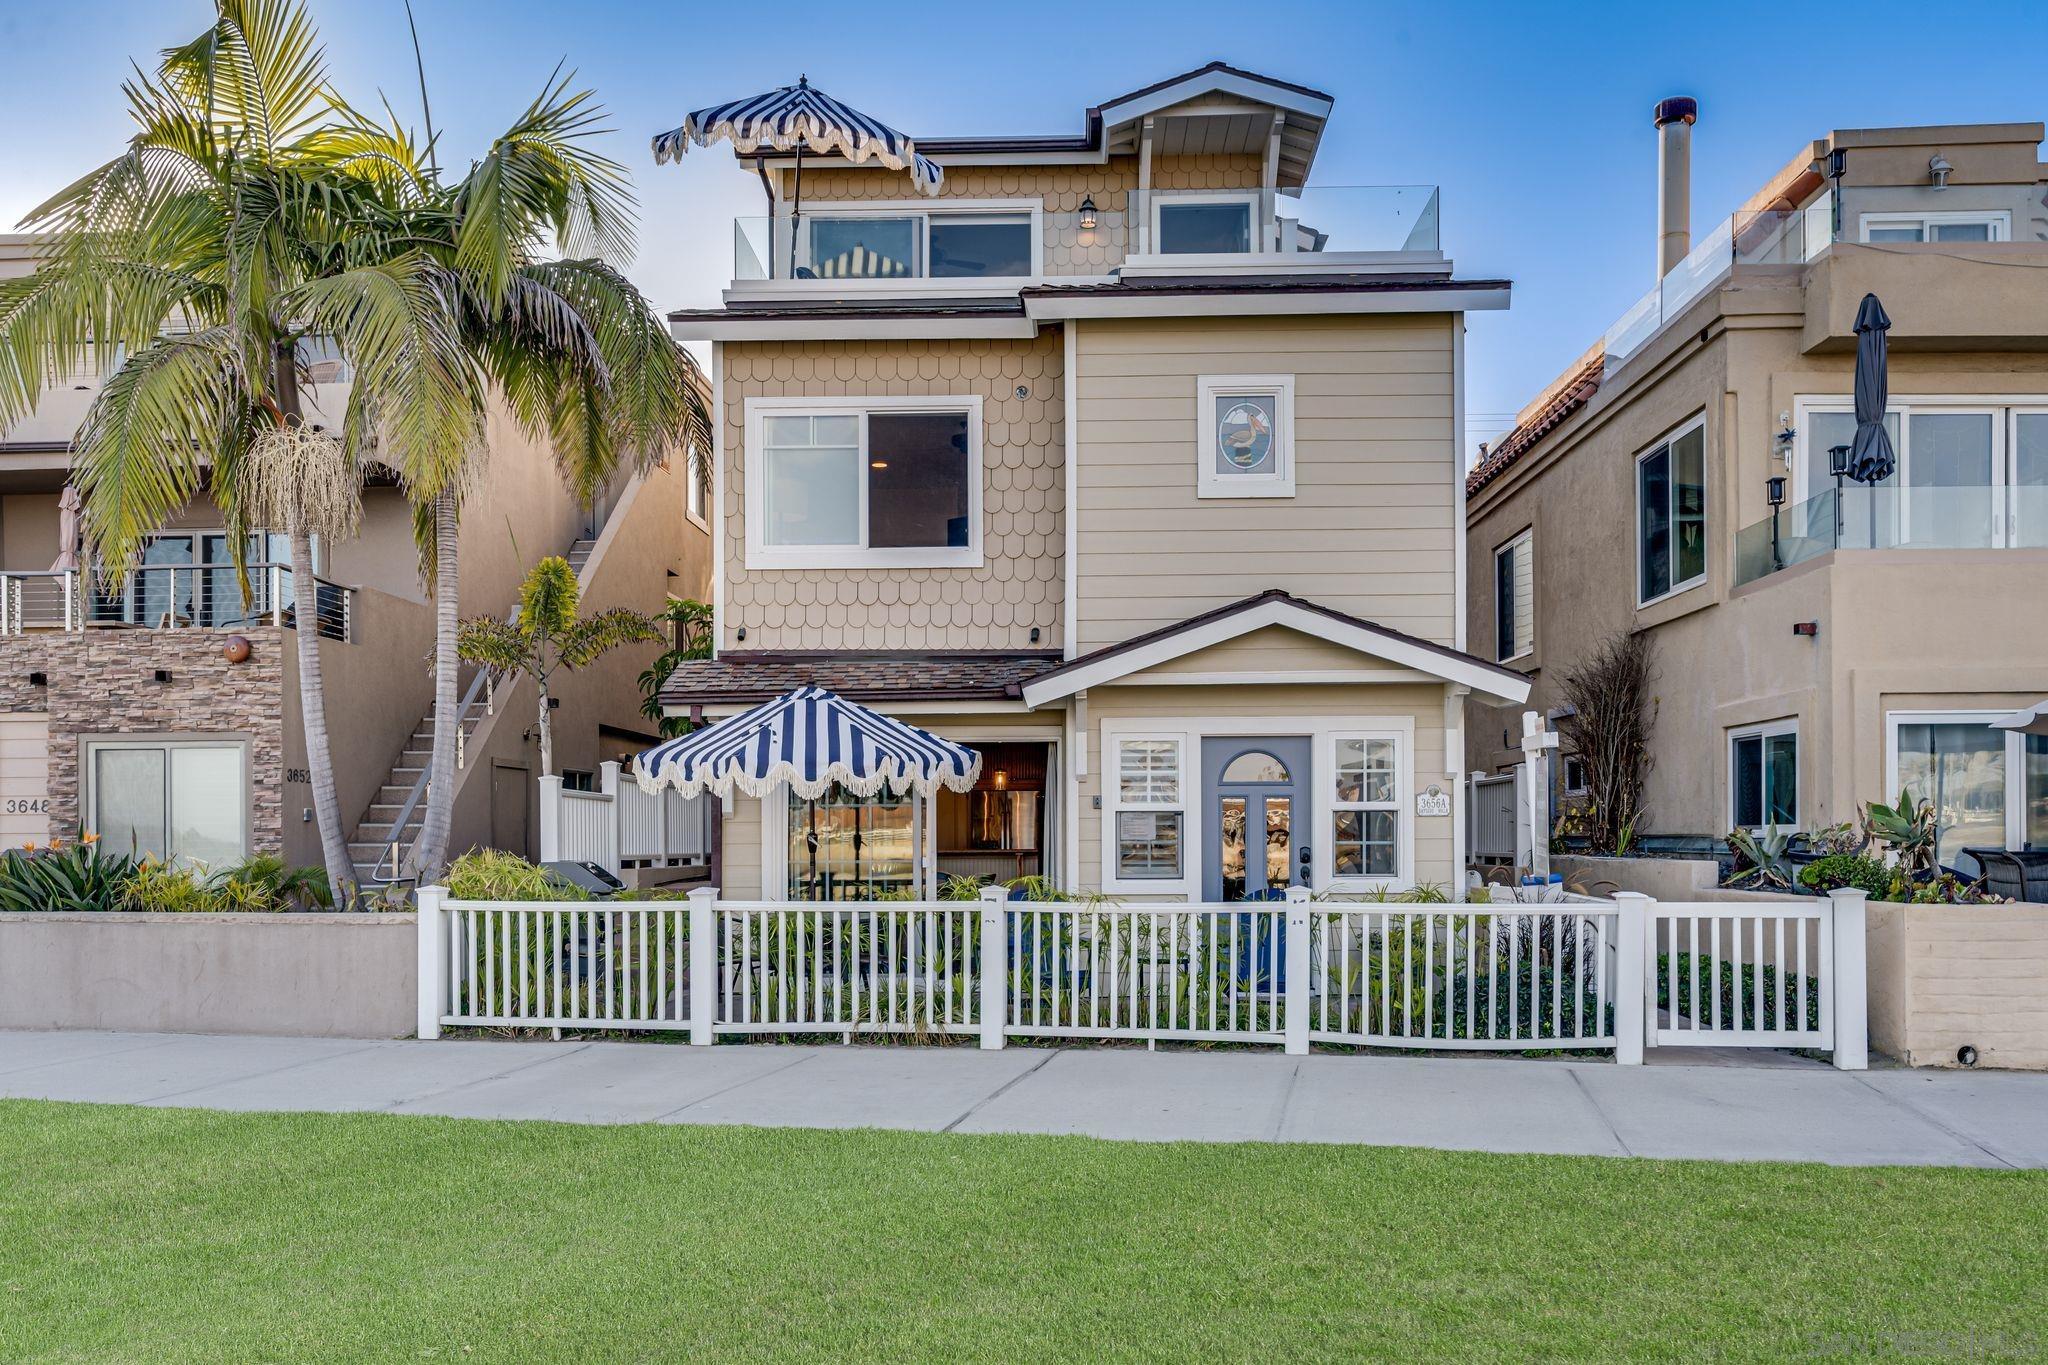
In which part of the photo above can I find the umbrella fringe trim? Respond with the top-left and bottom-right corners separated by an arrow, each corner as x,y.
633,756 -> 982,802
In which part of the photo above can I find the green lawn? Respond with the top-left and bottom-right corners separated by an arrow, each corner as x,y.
1,1101 -> 2042,1362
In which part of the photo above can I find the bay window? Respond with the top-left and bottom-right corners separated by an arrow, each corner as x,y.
747,397 -> 982,569
87,738 -> 246,867
1111,737 -> 1185,882
1637,418 -> 1707,604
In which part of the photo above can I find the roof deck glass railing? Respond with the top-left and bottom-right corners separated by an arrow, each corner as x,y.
730,185 -> 1442,282
1734,483 -> 2048,585
1604,202 -> 1835,367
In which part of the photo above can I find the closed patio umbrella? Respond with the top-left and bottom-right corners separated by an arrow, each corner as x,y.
1848,293 -> 1897,484
1993,699 -> 2048,737
653,78 -> 942,277
49,484 -> 82,572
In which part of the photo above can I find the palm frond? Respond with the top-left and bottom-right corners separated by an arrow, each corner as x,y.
161,0 -> 333,155
557,607 -> 662,667
455,615 -> 528,672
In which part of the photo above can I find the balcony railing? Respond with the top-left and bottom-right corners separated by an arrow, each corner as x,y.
730,186 -> 1442,283
0,563 -> 354,640
1735,484 -> 2048,585
1604,204 -> 1835,368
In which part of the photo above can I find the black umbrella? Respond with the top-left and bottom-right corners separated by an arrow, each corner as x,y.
1849,293 -> 1896,483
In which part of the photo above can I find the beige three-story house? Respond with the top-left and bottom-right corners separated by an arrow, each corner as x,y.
663,63 -> 1526,901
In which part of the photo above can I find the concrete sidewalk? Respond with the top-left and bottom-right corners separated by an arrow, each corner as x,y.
2,1029 -> 2044,1168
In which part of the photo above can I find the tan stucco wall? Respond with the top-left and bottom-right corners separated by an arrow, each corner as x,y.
718,334 -> 1064,652
1073,314 -> 1459,652
1466,259 -> 2048,839
1866,902 -> 2048,1070
0,912 -> 417,1038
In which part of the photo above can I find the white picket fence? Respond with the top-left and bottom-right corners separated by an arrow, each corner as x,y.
416,886 -> 1868,1067
537,761 -> 709,874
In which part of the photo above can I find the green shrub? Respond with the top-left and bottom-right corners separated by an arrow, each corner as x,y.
446,848 -> 588,902
0,840 -> 139,912
1798,853 -> 1892,898
217,854 -> 331,910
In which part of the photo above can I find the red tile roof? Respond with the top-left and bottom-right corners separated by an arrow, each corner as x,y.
1464,350 -> 1604,497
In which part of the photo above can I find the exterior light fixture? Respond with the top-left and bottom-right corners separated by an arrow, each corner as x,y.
26,672 -> 45,687
1929,153 -> 1952,190
870,460 -> 889,469
152,668 -> 173,683
1828,443 -> 1852,480
1793,621 -> 1820,638
1078,196 -> 1097,230
991,769 -> 1008,791
1766,476 -> 1786,507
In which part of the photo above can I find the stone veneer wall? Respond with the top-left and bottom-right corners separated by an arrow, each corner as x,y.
720,333 -> 1064,653
0,628 -> 287,851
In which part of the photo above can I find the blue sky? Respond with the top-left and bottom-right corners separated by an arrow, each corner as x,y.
6,0 -> 2048,460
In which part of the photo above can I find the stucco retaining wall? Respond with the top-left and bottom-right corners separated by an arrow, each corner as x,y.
0,912 -> 416,1038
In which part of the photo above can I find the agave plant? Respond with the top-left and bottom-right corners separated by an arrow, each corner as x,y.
1863,789 -> 1938,875
1725,825 -> 1797,891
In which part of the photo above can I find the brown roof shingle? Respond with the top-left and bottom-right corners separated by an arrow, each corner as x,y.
659,652 -> 1063,708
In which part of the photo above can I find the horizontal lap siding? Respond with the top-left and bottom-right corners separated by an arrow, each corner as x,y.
1073,316 -> 1458,653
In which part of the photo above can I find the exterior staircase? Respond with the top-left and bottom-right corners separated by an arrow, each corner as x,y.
566,537 -> 597,575
346,708 -> 487,888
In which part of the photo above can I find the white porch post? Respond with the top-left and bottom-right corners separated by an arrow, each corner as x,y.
978,886 -> 1009,1050
688,885 -> 719,1046
599,761 -> 624,875
1611,891 -> 1651,1064
1283,885 -> 1311,1055
1828,888 -> 1869,1071
537,775 -> 563,863
1520,710 -> 1559,881
415,884 -> 446,1040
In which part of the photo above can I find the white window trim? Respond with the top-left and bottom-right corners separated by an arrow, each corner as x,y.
1103,732 -> 1191,894
1097,716 -> 1416,897
1494,528 -> 1533,663
684,440 -> 709,531
1728,718 -> 1800,833
1325,728 -> 1413,890
791,198 -> 1044,283
743,394 -> 985,570
1634,414 -> 1708,608
1858,210 -> 2011,244
1562,754 -> 1589,797
1196,374 -> 1295,499
82,735 -> 250,866
1884,709 -> 2028,853
1150,191 -> 1261,255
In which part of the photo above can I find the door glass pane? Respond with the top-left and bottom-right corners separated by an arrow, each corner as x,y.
1638,448 -> 1671,600
762,418 -> 860,546
2028,735 -> 2048,851
170,746 -> 243,867
928,217 -> 1032,278
866,411 -> 971,548
1116,810 -> 1182,880
1218,796 -> 1247,900
1221,751 -> 1289,783
1159,202 -> 1251,254
1263,796 -> 1291,889
1671,425 -> 1706,585
1932,221 -> 1992,242
1906,412 -> 1994,548
1765,733 -> 1798,827
2012,414 -> 2048,548
93,748 -> 166,861
139,535 -> 195,627
1332,809 -> 1397,877
808,218 -> 916,278
788,784 -> 917,900
1732,735 -> 1763,828
1865,224 -> 1925,242
1895,721 -> 2006,868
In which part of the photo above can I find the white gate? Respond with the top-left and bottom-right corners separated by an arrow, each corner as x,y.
1637,897 -> 1861,1059
1468,772 -> 1522,866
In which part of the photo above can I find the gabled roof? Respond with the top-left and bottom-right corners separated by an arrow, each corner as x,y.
1020,590 -> 1531,707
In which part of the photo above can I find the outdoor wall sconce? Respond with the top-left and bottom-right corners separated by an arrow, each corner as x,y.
991,769 -> 1008,790
1766,476 -> 1786,507
1793,621 -> 1820,638
735,626 -> 746,641
1929,153 -> 1953,190
221,634 -> 252,664
1078,196 -> 1097,231
1029,627 -> 1041,644
152,668 -> 172,683
26,672 -> 45,688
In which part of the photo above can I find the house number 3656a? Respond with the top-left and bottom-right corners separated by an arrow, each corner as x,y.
285,768 -> 311,784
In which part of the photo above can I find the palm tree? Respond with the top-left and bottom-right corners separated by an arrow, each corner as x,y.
456,556 -> 660,777
0,0 -> 708,892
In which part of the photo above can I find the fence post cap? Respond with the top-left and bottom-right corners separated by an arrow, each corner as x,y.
1610,890 -> 1655,905
1283,885 -> 1312,903
977,885 -> 1010,904
1826,887 -> 1870,906
687,884 -> 720,901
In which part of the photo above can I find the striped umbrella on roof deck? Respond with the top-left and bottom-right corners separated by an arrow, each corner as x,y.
651,77 -> 943,193
632,686 -> 981,801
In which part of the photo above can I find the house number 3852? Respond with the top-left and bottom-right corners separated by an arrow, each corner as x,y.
285,768 -> 311,784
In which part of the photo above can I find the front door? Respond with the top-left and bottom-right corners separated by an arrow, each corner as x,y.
1201,736 -> 1311,901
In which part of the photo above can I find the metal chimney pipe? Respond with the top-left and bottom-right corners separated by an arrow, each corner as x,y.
1655,97 -> 1698,278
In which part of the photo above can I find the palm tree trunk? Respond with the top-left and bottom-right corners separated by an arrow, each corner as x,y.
272,353 -> 358,903
289,528 -> 358,902
412,488 -> 461,883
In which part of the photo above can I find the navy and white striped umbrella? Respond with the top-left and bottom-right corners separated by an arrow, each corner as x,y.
633,686 -> 981,801
652,77 -> 943,194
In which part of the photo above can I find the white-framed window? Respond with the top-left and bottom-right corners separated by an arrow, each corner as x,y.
744,395 -> 983,570
1494,528 -> 1533,662
1153,192 -> 1261,254
1729,720 -> 1799,832
1196,374 -> 1294,499
1109,735 -> 1187,885
1794,395 -> 2048,548
1329,732 -> 1403,882
796,201 -> 1043,281
685,442 -> 708,528
1636,416 -> 1707,605
1562,754 -> 1589,797
1886,710 -> 2048,871
85,737 -> 246,867
1859,210 -> 2010,244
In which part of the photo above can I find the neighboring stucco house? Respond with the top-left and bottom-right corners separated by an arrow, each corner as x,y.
1465,102 -> 2048,870
0,235 -> 713,885
664,62 -> 1527,902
